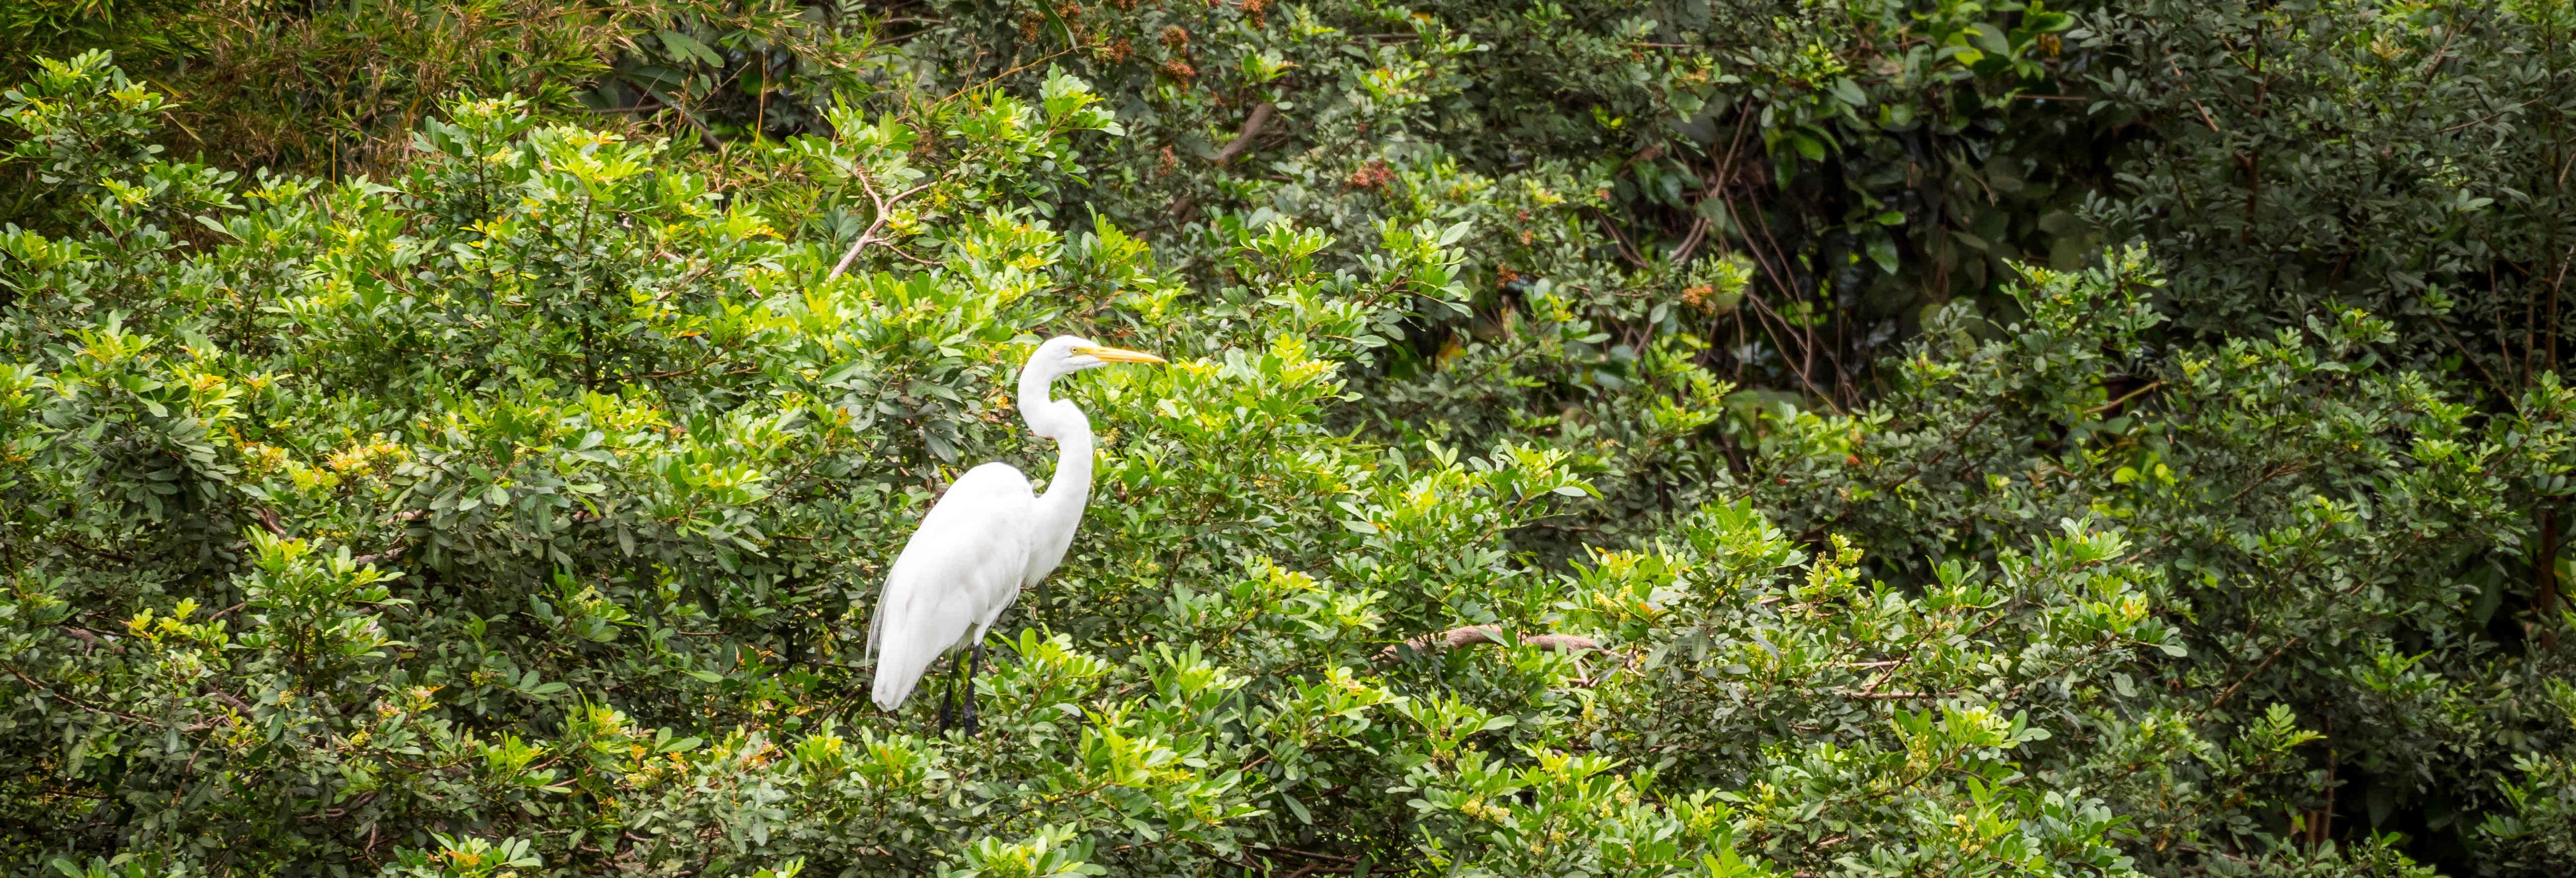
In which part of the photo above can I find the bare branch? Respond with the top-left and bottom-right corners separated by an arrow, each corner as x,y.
1375,625 -> 1602,662
829,179 -> 939,280
1212,102 -> 1277,165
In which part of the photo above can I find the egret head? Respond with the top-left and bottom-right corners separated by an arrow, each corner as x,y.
1026,335 -> 1166,381
1018,336 -> 1165,438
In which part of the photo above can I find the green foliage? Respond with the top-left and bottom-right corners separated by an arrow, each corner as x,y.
1726,249 -> 2576,870
3,0 -> 2576,874
2095,0 -> 2576,388
0,52 -> 1760,876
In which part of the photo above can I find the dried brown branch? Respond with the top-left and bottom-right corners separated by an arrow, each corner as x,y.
1375,625 -> 1602,662
207,689 -> 256,715
255,506 -> 287,536
1212,102 -> 1277,165
56,627 -> 102,653
828,177 -> 939,280
1669,215 -> 1712,265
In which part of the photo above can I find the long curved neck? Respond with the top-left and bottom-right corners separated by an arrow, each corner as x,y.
1019,364 -> 1094,563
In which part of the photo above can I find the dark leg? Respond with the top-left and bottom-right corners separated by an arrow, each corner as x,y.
963,641 -> 986,736
935,670 -> 953,733
936,649 -> 966,733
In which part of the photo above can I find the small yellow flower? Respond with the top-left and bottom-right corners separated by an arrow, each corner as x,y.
241,443 -> 289,477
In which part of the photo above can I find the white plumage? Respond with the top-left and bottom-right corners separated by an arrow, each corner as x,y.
866,463 -> 1034,710
867,336 -> 1164,727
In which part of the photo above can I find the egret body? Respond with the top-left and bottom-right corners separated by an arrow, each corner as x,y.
868,336 -> 1164,731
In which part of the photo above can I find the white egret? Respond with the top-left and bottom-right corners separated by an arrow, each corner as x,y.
868,335 -> 1165,733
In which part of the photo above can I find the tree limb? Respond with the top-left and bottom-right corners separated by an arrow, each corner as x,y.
255,506 -> 286,537
1212,102 -> 1277,165
828,178 -> 938,280
1376,625 -> 1601,662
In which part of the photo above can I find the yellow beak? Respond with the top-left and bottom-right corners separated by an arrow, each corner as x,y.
1072,345 -> 1167,364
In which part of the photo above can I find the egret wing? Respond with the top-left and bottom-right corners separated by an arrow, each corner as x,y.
869,463 -> 1037,710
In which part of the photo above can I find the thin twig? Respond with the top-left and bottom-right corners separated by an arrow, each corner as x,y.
1586,207 -> 1650,268
1,660 -> 162,725
1251,845 -> 1360,865
1669,215 -> 1712,265
2209,637 -> 2298,710
2085,380 -> 2166,415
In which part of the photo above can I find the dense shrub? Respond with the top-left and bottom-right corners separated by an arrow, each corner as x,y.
2,0 -> 2575,875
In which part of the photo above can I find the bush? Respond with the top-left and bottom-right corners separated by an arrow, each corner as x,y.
2,0 -> 2576,873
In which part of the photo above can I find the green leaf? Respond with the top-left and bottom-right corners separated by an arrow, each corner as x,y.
1034,2 -> 1077,50
1280,793 -> 1313,824
1831,78 -> 1867,107
658,30 -> 726,67
1792,133 -> 1826,161
1865,232 -> 1899,274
